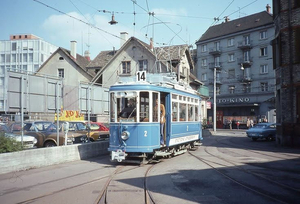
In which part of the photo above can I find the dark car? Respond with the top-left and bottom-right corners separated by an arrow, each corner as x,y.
246,123 -> 276,141
9,121 -> 79,147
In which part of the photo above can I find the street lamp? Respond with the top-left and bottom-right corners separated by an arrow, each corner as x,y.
213,67 -> 216,132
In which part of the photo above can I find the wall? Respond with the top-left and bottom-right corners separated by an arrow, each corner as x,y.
0,141 -> 109,175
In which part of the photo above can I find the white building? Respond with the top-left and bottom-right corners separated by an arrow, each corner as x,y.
0,34 -> 58,113
0,34 -> 57,73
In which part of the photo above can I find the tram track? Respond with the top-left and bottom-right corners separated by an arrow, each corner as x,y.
188,141 -> 300,204
96,163 -> 156,204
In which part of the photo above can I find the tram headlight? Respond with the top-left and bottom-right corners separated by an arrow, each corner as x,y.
121,131 -> 130,140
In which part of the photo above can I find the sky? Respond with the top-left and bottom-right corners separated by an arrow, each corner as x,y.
1,0 -> 272,59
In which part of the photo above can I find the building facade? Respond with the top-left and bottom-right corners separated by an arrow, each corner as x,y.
0,34 -> 58,113
272,0 -> 300,146
196,7 -> 275,128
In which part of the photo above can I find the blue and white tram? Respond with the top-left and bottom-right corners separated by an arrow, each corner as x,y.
108,72 -> 203,163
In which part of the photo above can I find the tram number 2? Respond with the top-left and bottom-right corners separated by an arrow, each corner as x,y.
137,71 -> 146,82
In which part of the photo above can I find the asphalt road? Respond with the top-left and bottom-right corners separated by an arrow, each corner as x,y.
0,129 -> 300,204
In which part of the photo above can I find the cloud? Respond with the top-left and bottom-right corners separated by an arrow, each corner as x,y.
42,12 -> 145,59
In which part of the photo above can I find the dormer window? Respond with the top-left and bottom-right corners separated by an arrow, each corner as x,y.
59,57 -> 64,60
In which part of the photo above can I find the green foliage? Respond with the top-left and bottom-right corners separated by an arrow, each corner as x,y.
0,133 -> 23,153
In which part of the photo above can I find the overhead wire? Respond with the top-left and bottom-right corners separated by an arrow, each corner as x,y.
211,0 -> 235,26
33,0 -> 122,40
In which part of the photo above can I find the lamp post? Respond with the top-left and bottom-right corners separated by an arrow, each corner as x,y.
213,67 -> 216,132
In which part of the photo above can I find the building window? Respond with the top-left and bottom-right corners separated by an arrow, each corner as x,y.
19,35 -> 21,39
12,42 -> 17,51
216,86 -> 220,95
29,53 -> 33,62
59,57 -> 64,60
228,69 -> 235,79
58,69 -> 64,78
260,47 -> 268,56
6,54 -> 11,63
138,60 -> 148,72
260,31 -> 267,39
244,51 -> 250,61
12,54 -> 16,63
201,44 -> 207,52
260,64 -> 268,74
228,38 -> 234,46
201,58 -> 207,67
23,53 -> 27,62
244,85 -> 251,93
214,56 -> 220,66
122,61 -> 131,74
229,86 -> 235,94
13,36 -> 16,39
25,35 -> 27,38
244,35 -> 250,45
0,54 -> 5,63
261,82 -> 268,92
228,53 -> 234,62
201,73 -> 207,81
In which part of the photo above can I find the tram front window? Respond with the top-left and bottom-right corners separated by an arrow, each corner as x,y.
117,97 -> 137,122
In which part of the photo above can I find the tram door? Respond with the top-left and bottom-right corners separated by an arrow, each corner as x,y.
216,110 -> 223,129
160,92 -> 170,144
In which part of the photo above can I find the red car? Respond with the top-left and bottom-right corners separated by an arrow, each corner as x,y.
85,122 -> 109,139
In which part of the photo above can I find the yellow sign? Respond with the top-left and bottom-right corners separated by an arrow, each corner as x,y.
55,110 -> 84,121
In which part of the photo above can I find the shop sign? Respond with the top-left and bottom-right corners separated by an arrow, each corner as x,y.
55,110 -> 84,121
218,97 -> 250,104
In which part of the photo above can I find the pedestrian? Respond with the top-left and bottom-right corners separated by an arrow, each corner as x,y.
229,120 -> 232,130
154,98 -> 165,146
237,121 -> 240,129
247,118 -> 250,129
250,119 -> 254,128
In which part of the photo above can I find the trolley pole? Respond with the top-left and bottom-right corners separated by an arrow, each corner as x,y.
213,67 -> 217,132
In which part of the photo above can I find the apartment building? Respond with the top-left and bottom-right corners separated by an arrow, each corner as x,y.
195,6 -> 275,128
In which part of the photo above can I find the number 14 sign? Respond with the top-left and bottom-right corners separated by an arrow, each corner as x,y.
136,71 -> 146,82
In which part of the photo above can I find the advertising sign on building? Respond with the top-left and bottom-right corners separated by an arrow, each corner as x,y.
55,110 -> 84,121
207,101 -> 211,109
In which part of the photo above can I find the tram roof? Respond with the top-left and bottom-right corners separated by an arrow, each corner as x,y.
110,73 -> 199,96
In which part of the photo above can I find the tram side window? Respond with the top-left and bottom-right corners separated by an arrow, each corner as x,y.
179,103 -> 186,121
188,104 -> 195,121
172,102 -> 178,121
195,105 -> 199,121
110,93 -> 115,122
140,92 -> 149,122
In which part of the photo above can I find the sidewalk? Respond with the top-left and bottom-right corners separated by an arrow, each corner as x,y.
203,128 -> 246,137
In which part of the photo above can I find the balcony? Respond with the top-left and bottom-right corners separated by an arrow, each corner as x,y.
209,47 -> 222,55
209,78 -> 222,85
238,58 -> 253,68
237,74 -> 253,84
237,40 -> 252,49
209,62 -> 222,70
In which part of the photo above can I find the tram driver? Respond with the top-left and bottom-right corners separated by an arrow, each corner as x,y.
118,98 -> 136,118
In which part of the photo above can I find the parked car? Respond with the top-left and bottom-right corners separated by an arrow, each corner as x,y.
0,124 -> 37,149
9,121 -> 78,147
86,122 -> 110,140
60,121 -> 105,142
246,123 -> 276,141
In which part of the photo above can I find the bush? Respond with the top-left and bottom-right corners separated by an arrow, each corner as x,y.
0,133 -> 23,153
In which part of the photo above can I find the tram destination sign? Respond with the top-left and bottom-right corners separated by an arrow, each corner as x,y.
218,97 -> 250,104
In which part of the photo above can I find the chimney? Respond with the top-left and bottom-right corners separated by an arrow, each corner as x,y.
224,16 -> 230,23
150,38 -> 153,50
84,50 -> 90,61
70,41 -> 77,60
266,4 -> 271,14
120,32 -> 128,48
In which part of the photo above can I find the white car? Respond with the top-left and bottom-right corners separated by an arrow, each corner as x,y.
1,124 -> 37,149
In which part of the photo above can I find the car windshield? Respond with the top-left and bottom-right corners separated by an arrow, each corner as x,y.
254,124 -> 267,128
